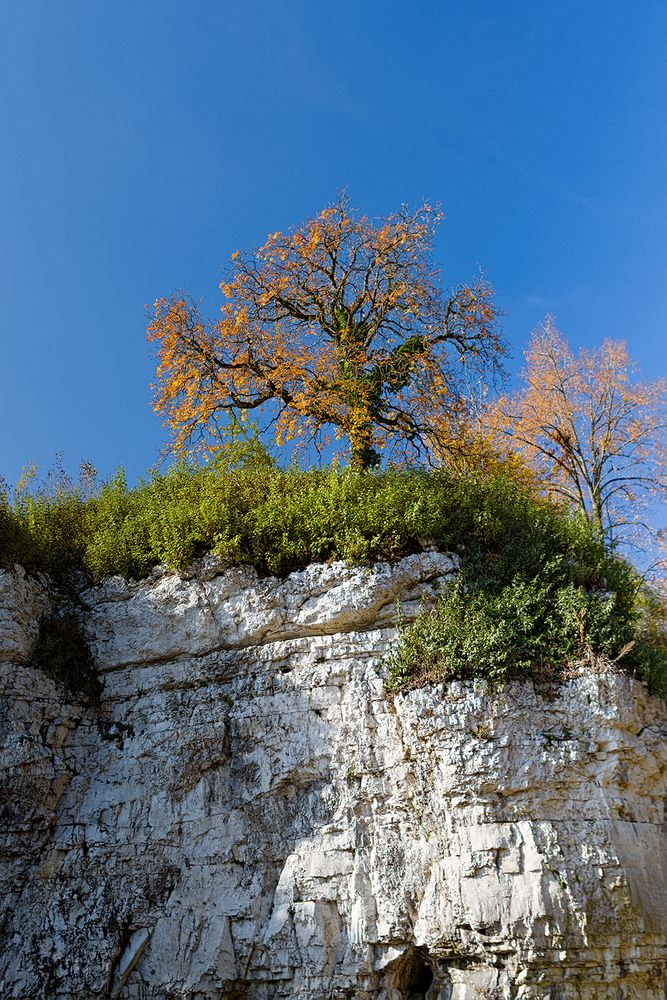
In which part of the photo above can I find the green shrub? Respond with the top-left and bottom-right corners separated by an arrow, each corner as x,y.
0,496 -> 29,568
4,460 -> 92,582
626,586 -> 667,699
1,464 -> 598,582
385,572 -> 634,691
385,551 -> 664,696
1,462 -> 664,698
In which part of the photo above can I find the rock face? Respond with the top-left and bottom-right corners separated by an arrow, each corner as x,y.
0,554 -> 665,999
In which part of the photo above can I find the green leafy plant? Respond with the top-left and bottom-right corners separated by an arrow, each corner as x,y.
385,564 -> 664,695
1,462 -> 664,697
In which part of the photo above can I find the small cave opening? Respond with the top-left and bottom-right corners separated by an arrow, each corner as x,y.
405,960 -> 434,996
388,947 -> 436,999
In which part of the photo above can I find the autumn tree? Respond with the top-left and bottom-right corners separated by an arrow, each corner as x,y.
148,196 -> 503,469
494,319 -> 667,546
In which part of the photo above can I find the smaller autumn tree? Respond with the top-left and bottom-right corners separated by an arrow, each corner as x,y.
494,318 -> 667,547
148,196 -> 503,469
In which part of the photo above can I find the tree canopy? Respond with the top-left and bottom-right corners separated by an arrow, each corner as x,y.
148,196 -> 504,469
493,319 -> 667,546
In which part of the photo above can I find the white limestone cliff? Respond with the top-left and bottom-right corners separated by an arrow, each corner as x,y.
0,554 -> 665,999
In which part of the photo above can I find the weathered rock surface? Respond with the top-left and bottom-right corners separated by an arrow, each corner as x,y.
0,554 -> 665,999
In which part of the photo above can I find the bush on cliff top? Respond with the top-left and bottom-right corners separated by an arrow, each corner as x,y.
0,464 -> 603,579
385,571 -> 667,697
0,464 -> 664,697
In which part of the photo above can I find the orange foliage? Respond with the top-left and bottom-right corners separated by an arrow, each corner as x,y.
147,196 -> 504,469
493,318 -> 667,544
431,411 -> 541,489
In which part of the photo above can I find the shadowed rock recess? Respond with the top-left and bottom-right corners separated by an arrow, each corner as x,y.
0,554 -> 665,999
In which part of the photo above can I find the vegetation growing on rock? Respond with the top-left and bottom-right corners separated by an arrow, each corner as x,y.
32,611 -> 101,702
1,463 -> 665,697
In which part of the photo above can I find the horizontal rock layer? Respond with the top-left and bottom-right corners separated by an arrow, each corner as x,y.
0,554 -> 665,999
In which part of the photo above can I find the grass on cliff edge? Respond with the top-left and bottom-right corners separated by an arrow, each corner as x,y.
0,464 -> 665,697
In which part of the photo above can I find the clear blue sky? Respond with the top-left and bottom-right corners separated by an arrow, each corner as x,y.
2,1 -> 666,487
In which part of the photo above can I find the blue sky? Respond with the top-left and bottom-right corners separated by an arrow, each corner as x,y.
2,1 -> 666,487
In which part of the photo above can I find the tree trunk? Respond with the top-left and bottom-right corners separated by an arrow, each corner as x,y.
349,415 -> 379,470
590,480 -> 607,544
340,338 -> 381,471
